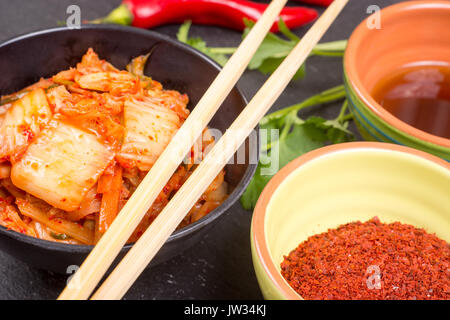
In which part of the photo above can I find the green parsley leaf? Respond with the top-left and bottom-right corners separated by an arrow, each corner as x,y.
243,19 -> 296,70
243,19 -> 346,79
176,20 -> 347,79
239,164 -> 273,210
177,21 -> 230,66
240,86 -> 354,210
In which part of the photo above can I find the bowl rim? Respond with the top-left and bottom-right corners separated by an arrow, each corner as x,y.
344,0 -> 450,148
251,141 -> 449,300
0,25 -> 257,254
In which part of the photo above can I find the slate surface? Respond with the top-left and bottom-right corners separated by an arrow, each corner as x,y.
0,0 -> 397,300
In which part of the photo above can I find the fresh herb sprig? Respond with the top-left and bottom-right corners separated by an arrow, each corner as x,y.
177,19 -> 347,79
177,20 -> 353,210
177,21 -> 231,67
240,86 -> 354,210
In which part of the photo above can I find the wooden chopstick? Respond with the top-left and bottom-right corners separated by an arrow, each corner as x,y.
58,0 -> 289,300
91,0 -> 349,300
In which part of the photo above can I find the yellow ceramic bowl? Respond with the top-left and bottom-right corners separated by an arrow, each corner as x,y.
251,142 -> 450,300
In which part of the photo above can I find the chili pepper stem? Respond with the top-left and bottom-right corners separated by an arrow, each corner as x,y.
89,4 -> 133,25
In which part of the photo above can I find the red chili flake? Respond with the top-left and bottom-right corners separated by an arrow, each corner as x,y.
280,217 -> 450,300
0,196 -> 13,204
117,159 -> 135,169
21,127 -> 34,142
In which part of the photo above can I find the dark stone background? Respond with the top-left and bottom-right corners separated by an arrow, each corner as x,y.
0,0 -> 397,300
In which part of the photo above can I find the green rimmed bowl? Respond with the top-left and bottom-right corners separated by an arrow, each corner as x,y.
344,1 -> 450,160
251,142 -> 450,300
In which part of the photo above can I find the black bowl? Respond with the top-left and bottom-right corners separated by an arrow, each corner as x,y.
0,25 -> 257,273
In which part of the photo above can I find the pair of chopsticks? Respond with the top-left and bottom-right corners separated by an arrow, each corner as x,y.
59,0 -> 348,300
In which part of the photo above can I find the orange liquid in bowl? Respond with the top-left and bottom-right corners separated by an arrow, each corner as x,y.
372,64 -> 450,139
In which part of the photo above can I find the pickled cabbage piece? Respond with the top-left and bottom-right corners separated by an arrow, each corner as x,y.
0,104 -> 7,126
146,88 -> 190,120
75,71 -> 137,95
0,89 -> 52,162
0,163 -> 11,179
76,48 -> 119,74
0,202 -> 36,237
117,98 -> 181,170
11,120 -> 114,211
16,195 -> 94,244
46,85 -> 74,113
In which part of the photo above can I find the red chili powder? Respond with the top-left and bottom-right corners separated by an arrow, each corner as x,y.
280,217 -> 450,300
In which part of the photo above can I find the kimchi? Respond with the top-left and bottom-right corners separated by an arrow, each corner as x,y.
0,49 -> 227,245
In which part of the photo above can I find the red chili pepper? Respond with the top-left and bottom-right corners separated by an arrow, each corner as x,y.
291,0 -> 333,6
96,0 -> 318,32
